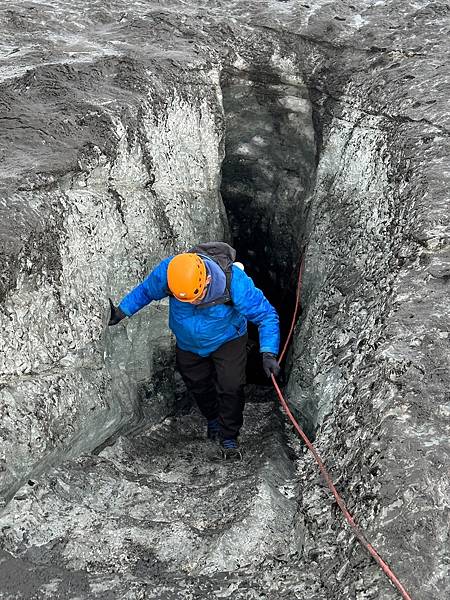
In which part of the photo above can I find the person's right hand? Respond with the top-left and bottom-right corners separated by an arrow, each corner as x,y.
108,298 -> 126,326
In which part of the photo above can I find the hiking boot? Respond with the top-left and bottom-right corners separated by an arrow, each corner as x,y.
221,438 -> 243,460
207,418 -> 221,441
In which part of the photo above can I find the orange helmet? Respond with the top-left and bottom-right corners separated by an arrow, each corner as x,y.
167,253 -> 207,302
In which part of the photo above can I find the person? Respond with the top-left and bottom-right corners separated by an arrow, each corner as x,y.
108,242 -> 280,459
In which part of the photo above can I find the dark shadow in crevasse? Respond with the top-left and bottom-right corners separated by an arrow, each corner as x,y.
219,66 -> 315,385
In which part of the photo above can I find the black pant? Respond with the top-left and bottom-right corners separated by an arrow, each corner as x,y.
175,334 -> 247,440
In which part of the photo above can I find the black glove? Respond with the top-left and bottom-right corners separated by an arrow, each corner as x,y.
108,298 -> 126,326
262,352 -> 280,378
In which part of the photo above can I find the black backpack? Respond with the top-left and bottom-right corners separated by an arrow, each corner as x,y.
187,242 -> 236,308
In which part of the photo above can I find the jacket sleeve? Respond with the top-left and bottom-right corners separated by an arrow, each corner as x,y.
118,257 -> 172,317
230,266 -> 280,355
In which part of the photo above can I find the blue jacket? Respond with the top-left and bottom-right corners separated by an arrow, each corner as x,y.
119,257 -> 280,357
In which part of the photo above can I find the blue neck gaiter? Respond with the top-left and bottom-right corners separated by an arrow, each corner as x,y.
200,257 -> 226,304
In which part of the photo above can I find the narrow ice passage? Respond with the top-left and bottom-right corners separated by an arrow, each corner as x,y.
1,2 -> 448,598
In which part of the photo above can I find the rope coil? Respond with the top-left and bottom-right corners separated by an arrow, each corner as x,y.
273,257 -> 413,600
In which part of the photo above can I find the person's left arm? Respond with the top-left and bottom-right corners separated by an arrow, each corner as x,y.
230,266 -> 280,355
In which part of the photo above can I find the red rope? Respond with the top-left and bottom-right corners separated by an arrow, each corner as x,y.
272,256 -> 413,600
